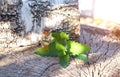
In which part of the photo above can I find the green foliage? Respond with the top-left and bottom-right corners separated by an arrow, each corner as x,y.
52,32 -> 69,45
59,54 -> 70,68
35,32 -> 91,68
35,42 -> 59,57
52,32 -> 69,41
74,54 -> 89,62
55,42 -> 67,56
67,41 -> 91,55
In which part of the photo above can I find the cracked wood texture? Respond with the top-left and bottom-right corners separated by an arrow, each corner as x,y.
0,25 -> 120,77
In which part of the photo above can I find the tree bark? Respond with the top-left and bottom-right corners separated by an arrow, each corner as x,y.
0,0 -> 80,48
0,25 -> 120,77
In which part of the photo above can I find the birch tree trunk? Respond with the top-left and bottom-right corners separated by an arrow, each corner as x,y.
0,0 -> 80,48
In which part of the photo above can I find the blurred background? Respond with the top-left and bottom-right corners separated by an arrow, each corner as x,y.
78,0 -> 120,28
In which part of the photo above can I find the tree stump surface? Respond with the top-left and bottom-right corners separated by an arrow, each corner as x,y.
0,25 -> 120,77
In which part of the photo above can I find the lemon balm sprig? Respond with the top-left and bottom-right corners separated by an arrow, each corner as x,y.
35,32 -> 91,68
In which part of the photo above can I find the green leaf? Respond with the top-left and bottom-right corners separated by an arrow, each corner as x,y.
35,46 -> 48,56
52,32 -> 69,41
60,32 -> 69,40
67,41 -> 91,55
59,54 -> 70,68
55,42 -> 67,56
51,32 -> 69,45
35,31 -> 91,68
75,54 -> 89,62
34,42 -> 58,57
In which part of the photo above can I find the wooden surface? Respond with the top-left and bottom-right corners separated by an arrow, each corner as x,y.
0,25 -> 120,77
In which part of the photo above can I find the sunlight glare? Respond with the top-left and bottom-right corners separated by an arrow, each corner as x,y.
94,0 -> 120,23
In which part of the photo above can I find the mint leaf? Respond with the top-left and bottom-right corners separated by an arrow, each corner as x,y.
75,54 -> 89,62
55,42 -> 67,56
59,54 -> 70,68
67,41 -> 91,55
35,42 -> 58,57
52,32 -> 69,41
35,46 -> 50,56
60,32 -> 69,40
35,31 -> 91,68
